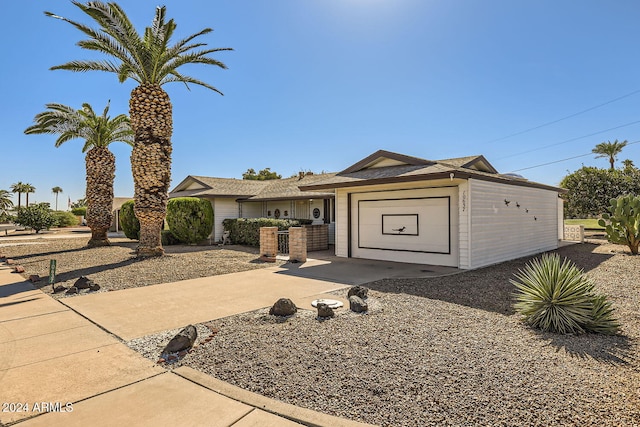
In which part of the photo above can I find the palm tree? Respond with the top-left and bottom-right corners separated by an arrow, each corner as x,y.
46,2 -> 232,257
25,102 -> 133,247
592,139 -> 628,170
10,182 -> 26,209
52,186 -> 63,211
23,183 -> 36,207
0,190 -> 14,220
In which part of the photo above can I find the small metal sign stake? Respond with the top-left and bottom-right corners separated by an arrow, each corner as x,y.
49,259 -> 57,292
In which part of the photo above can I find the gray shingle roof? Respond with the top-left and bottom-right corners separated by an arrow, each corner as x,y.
246,173 -> 336,201
169,173 -> 335,201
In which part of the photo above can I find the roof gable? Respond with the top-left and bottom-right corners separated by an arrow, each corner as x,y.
437,155 -> 498,174
340,150 -> 434,174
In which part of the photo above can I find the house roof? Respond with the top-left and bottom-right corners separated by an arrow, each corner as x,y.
245,173 -> 336,201
169,173 -> 335,201
298,150 -> 565,193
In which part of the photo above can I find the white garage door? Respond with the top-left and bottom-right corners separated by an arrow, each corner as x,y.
351,188 -> 458,266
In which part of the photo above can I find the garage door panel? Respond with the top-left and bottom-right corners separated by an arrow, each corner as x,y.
357,197 -> 450,254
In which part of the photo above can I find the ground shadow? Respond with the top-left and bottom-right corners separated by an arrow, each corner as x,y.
540,331 -> 636,365
366,244 -> 614,316
0,281 -> 36,298
0,298 -> 40,309
30,257 -> 141,290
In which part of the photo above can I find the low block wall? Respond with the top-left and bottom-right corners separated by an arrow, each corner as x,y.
563,224 -> 584,243
304,224 -> 328,252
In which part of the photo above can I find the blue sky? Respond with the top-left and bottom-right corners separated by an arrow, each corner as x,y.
2,0 -> 640,208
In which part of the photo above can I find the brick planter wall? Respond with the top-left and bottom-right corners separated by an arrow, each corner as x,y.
303,224 -> 328,251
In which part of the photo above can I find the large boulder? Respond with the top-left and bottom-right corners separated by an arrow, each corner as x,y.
164,325 -> 198,353
269,298 -> 297,316
349,295 -> 368,313
347,285 -> 369,300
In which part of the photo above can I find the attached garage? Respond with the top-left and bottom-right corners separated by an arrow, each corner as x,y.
350,187 -> 458,266
300,150 -> 565,270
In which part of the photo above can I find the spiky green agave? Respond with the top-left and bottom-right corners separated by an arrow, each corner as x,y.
511,253 -> 619,335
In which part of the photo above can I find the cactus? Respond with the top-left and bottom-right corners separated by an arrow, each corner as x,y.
597,195 -> 640,255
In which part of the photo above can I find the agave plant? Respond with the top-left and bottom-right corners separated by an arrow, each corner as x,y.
511,253 -> 619,335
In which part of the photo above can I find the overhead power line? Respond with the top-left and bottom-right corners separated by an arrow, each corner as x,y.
484,88 -> 640,144
509,140 -> 640,173
497,119 -> 640,160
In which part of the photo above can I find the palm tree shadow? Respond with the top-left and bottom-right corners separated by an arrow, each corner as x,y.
540,331 -> 636,365
31,257 -> 140,289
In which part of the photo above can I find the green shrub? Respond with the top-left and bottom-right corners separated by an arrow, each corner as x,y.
161,230 -> 181,246
598,194 -> 640,255
222,218 -> 313,246
166,197 -> 214,244
15,203 -> 56,233
52,211 -> 79,227
560,166 -> 640,218
71,207 -> 87,217
119,200 -> 140,240
511,253 -> 619,335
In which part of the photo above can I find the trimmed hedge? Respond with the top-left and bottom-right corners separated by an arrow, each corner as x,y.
119,200 -> 140,240
166,197 -> 214,244
71,207 -> 87,217
52,210 -> 79,227
222,218 -> 313,246
161,230 -> 181,246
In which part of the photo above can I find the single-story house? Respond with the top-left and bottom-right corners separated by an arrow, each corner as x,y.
170,149 -> 565,270
298,150 -> 565,270
169,173 -> 336,243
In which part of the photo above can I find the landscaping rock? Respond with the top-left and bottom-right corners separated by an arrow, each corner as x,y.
348,285 -> 369,300
269,298 -> 297,316
163,325 -> 198,354
89,282 -> 101,291
317,302 -> 335,318
6,259 -> 15,265
29,274 -> 41,283
13,266 -> 25,273
349,295 -> 368,313
65,286 -> 78,295
74,276 -> 94,290
53,285 -> 67,293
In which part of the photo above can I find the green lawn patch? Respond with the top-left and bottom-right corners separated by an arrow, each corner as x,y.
564,218 -> 605,230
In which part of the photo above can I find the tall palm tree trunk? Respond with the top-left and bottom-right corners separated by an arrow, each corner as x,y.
130,84 -> 173,257
86,147 -> 115,247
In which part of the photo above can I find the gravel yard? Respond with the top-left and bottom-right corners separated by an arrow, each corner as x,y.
2,235 -> 639,426
0,235 -> 284,297
171,242 -> 640,427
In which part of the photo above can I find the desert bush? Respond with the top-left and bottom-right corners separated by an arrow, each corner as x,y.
166,197 -> 213,244
161,230 -> 181,246
71,207 -> 87,217
511,253 -> 619,335
52,210 -> 79,227
222,217 -> 313,246
560,166 -> 640,218
119,200 -> 140,240
598,194 -> 640,255
15,203 -> 56,233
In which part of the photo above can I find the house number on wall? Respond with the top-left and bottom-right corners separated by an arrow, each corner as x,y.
462,191 -> 467,212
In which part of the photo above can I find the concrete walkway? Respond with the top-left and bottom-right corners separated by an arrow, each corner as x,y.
0,263 -> 376,427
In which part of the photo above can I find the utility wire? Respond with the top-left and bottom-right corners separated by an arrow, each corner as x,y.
509,140 -> 640,172
496,119 -> 640,160
483,88 -> 640,144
